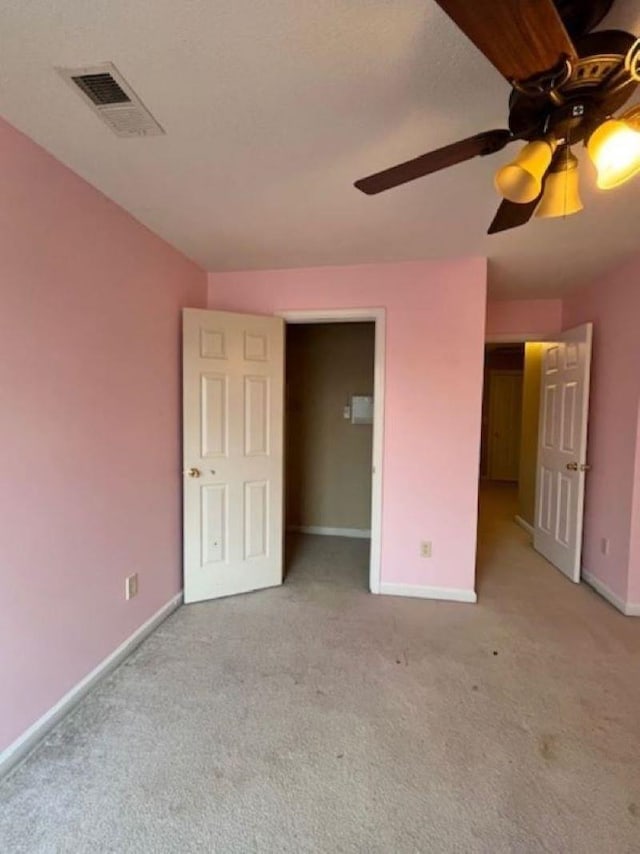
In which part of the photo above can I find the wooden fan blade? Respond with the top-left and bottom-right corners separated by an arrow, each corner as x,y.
355,129 -> 513,195
434,0 -> 577,83
487,196 -> 540,235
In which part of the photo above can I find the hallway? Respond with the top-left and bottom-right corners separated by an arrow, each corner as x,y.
476,480 -> 552,594
2,502 -> 640,852
476,480 -> 593,606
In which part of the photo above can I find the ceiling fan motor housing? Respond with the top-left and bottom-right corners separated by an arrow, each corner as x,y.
508,30 -> 640,146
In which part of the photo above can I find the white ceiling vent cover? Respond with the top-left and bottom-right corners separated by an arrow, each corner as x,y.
57,63 -> 164,137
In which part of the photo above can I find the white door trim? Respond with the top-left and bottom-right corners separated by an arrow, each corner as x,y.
485,333 -> 550,343
277,308 -> 386,595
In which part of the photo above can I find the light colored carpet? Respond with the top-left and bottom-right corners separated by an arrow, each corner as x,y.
2,484 -> 640,853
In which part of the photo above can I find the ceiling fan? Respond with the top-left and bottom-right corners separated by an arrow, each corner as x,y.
354,0 -> 640,234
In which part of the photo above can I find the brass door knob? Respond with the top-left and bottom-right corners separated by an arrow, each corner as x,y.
566,462 -> 579,471
185,467 -> 201,478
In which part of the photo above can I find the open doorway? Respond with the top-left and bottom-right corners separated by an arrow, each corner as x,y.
181,307 -> 384,605
479,342 -> 543,530
477,341 -> 544,589
476,326 -> 593,597
284,321 -> 375,591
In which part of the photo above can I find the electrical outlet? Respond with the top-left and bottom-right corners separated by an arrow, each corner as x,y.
420,541 -> 432,558
125,573 -> 138,600
601,537 -> 610,556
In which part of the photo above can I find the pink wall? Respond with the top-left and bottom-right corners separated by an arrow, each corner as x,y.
0,119 -> 207,753
486,299 -> 562,338
563,258 -> 640,606
208,259 -> 487,594
630,403 -> 640,603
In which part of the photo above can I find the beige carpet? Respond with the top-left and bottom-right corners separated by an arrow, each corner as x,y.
1,483 -> 639,852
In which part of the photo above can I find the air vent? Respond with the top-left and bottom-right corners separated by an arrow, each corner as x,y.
57,63 -> 164,137
71,73 -> 130,105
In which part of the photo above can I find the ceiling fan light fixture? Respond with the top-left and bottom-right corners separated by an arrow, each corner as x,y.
587,117 -> 640,189
494,139 -> 555,204
535,148 -> 583,219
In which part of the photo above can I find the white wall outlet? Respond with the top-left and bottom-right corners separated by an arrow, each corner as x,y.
600,537 -> 610,556
420,541 -> 432,558
125,573 -> 139,600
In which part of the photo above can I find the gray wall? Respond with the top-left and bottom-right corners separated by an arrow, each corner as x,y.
286,323 -> 374,531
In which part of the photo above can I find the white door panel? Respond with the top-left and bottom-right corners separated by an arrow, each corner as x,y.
534,323 -> 592,582
183,308 -> 284,603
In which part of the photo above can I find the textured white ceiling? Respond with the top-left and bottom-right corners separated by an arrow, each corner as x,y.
1,0 -> 639,297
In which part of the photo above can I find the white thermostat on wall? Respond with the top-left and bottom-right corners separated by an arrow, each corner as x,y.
351,395 -> 374,425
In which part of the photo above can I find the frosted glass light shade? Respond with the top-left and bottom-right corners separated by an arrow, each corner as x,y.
535,146 -> 582,219
535,167 -> 583,218
494,140 -> 554,204
587,118 -> 640,190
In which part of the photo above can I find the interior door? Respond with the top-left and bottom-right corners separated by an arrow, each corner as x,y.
182,308 -> 284,603
534,323 -> 593,582
488,371 -> 523,481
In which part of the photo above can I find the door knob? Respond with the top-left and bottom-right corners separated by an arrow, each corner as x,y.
580,464 -> 591,472
184,467 -> 201,478
566,462 -> 579,471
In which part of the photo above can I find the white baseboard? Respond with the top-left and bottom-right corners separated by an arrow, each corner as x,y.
514,515 -> 534,537
288,525 -> 371,539
0,592 -> 183,781
581,570 -> 639,617
582,570 -> 626,612
379,582 -> 477,604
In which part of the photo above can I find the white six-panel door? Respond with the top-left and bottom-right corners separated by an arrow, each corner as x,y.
182,308 -> 284,603
534,323 -> 592,582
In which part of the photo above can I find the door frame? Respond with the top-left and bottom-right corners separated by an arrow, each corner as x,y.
480,328 -> 592,576
481,332 -> 551,557
485,333 -> 549,343
277,308 -> 386,594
